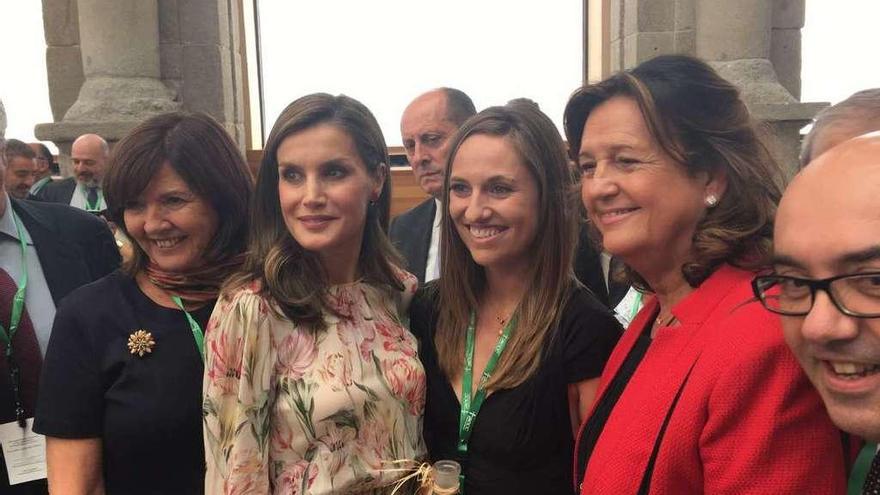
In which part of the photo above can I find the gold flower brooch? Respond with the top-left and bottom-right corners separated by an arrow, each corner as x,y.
127,330 -> 156,357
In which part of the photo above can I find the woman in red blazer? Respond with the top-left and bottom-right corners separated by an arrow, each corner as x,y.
564,55 -> 849,494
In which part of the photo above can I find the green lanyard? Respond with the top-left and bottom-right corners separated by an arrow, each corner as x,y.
1,211 -> 29,426
170,295 -> 205,362
0,212 -> 29,350
81,186 -> 103,212
629,291 -> 643,322
848,443 -> 877,494
457,311 -> 516,488
31,177 -> 50,195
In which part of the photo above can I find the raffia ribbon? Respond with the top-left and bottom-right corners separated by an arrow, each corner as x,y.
381,459 -> 458,494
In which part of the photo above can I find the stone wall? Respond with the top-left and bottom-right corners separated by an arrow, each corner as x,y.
608,0 -> 802,81
158,0 -> 247,145
37,0 -> 247,172
602,0 -> 818,174
41,0 -> 83,122
608,0 -> 695,72
771,0 -> 805,99
0,98 -> 6,138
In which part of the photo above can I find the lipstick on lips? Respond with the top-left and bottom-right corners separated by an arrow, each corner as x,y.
298,215 -> 335,229
594,206 -> 640,226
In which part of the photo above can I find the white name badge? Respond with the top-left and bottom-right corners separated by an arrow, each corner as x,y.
0,418 -> 47,485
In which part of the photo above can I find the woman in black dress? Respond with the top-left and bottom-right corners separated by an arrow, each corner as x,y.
34,112 -> 253,494
409,103 -> 621,494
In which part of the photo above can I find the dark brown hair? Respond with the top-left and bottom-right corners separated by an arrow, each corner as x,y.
4,139 -> 36,162
564,54 -> 782,290
104,112 -> 254,275
228,93 -> 402,331
436,103 -> 578,390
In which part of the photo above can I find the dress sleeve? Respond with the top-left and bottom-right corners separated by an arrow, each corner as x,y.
203,288 -> 277,495
699,313 -> 848,494
34,295 -> 103,437
561,290 -> 623,384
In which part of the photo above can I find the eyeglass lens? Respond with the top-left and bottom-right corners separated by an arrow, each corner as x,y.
757,274 -> 880,317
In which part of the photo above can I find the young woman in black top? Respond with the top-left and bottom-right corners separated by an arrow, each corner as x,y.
409,103 -> 621,494
34,112 -> 253,494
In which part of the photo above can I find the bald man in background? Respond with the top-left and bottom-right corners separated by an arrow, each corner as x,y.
394,88 -> 476,284
767,134 -> 880,492
36,134 -> 108,213
800,88 -> 880,168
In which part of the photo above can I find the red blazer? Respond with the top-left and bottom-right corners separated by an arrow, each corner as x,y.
575,265 -> 847,494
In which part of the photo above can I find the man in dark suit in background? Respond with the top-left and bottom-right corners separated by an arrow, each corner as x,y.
27,143 -> 56,197
2,140 -> 35,200
394,88 -> 476,284
0,137 -> 120,494
36,134 -> 109,213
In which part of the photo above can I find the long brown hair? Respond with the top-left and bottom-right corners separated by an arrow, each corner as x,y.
564,55 -> 782,291
436,103 -> 578,390
226,93 -> 402,331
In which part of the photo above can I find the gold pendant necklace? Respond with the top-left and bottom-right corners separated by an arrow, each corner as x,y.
654,311 -> 677,329
494,315 -> 507,336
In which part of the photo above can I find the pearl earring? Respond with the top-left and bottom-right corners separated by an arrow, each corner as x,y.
705,194 -> 719,207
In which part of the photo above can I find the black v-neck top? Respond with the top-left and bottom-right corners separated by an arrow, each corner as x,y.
34,271 -> 213,494
409,285 -> 621,495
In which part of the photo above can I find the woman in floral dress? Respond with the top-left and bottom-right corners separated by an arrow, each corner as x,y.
203,94 -> 425,494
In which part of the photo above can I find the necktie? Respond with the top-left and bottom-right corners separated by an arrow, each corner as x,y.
0,267 -> 41,423
864,451 -> 880,494
87,187 -> 99,208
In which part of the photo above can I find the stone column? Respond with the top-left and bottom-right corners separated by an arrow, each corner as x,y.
695,0 -> 823,175
36,0 -> 179,171
0,98 -> 6,138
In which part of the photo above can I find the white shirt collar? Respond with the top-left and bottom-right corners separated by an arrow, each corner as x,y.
0,194 -> 33,244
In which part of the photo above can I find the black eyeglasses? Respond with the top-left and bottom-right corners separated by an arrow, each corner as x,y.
752,272 -> 880,318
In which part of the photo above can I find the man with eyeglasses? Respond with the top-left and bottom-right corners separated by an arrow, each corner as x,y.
26,143 -> 55,197
753,132 -> 880,493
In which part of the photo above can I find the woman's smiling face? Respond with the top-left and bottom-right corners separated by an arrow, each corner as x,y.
124,163 -> 219,273
578,96 -> 714,267
448,134 -> 539,273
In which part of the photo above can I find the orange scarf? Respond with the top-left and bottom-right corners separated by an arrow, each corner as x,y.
145,254 -> 245,303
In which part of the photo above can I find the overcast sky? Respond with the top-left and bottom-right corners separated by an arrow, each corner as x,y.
1,0 -> 878,151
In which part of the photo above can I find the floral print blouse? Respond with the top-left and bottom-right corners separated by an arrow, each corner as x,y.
203,272 -> 426,494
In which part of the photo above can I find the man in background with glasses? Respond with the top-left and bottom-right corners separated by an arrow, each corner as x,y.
754,132 -> 880,493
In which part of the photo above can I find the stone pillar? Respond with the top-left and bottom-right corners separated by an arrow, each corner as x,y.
694,0 -> 824,174
36,0 -> 179,173
158,0 -> 248,147
41,0 -> 84,124
0,99 -> 6,138
771,0 -> 805,99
